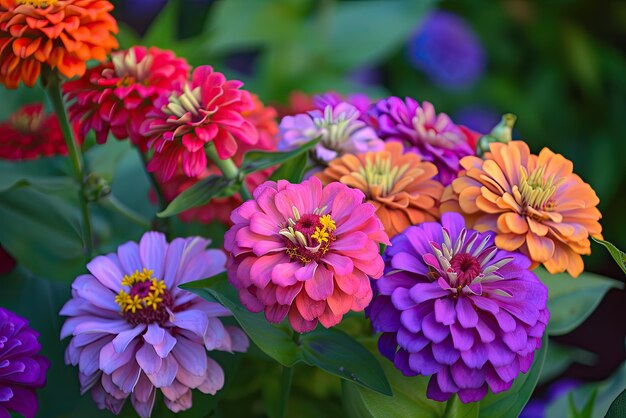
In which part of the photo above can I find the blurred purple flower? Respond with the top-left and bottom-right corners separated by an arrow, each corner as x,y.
61,232 -> 248,418
368,213 -> 549,403
408,11 -> 486,90
454,106 -> 501,135
520,379 -> 581,418
0,307 -> 49,418
278,102 -> 384,163
313,92 -> 372,116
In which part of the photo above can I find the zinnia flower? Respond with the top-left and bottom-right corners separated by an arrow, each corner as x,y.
144,65 -> 258,181
64,46 -> 189,150
60,232 -> 249,417
367,213 -> 549,403
316,142 -> 443,238
156,94 -> 279,225
0,103 -> 73,160
441,141 -> 602,277
407,11 -> 486,90
0,0 -> 118,89
372,97 -> 475,186
278,101 -> 384,164
0,307 -> 50,418
313,91 -> 371,116
224,177 -> 390,333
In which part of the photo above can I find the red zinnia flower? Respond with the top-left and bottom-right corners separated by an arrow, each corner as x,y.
144,66 -> 258,181
0,103 -> 75,160
64,46 -> 189,150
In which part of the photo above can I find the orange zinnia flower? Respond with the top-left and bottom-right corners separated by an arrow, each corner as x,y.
316,142 -> 443,238
0,0 -> 118,89
441,140 -> 602,277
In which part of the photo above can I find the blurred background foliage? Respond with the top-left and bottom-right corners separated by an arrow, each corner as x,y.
0,0 -> 625,417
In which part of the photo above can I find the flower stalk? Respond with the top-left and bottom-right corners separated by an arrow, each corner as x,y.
205,142 -> 253,201
43,70 -> 94,259
278,366 -> 294,418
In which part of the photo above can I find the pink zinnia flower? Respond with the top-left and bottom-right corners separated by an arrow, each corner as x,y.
60,232 -> 248,418
144,66 -> 259,181
224,177 -> 390,333
64,46 -> 189,151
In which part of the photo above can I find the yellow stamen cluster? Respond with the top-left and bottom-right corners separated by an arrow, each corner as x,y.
357,153 -> 410,197
115,269 -> 167,313
16,0 -> 57,7
518,166 -> 561,210
312,215 -> 337,244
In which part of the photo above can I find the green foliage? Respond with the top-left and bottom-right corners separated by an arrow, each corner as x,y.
592,237 -> 626,276
157,175 -> 240,218
240,137 -> 320,175
605,388 -> 626,418
540,342 -> 597,385
268,151 -> 309,183
535,268 -> 624,336
182,273 -> 392,396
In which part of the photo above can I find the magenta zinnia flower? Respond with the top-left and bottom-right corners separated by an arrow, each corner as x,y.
278,102 -> 384,164
224,177 -> 390,333
144,65 -> 259,181
0,307 -> 49,418
372,97 -> 474,185
64,46 -> 190,150
367,213 -> 548,403
60,232 -> 248,418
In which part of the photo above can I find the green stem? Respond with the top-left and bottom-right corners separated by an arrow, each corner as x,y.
442,394 -> 459,418
102,195 -> 151,228
205,143 -> 253,201
278,366 -> 294,418
137,150 -> 171,236
44,72 -> 93,259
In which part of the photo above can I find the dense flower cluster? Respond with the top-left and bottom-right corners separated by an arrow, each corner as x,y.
0,307 -> 49,418
224,177 -> 389,332
64,46 -> 190,149
0,0 -> 118,88
61,232 -> 248,417
441,141 -> 602,277
368,213 -> 549,402
0,103 -> 74,160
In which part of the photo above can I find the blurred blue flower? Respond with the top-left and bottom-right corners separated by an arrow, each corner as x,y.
454,105 -> 501,134
408,11 -> 486,90
520,379 -> 580,418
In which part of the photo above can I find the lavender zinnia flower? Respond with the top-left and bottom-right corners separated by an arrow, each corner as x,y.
60,232 -> 249,418
278,102 -> 384,164
312,92 -> 371,116
367,213 -> 549,403
0,308 -> 49,418
372,97 -> 474,185
408,11 -> 486,90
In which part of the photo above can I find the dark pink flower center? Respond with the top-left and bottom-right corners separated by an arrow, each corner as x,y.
450,253 -> 481,286
280,212 -> 337,263
114,269 -> 174,326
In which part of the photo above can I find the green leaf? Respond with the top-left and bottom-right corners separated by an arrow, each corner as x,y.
540,342 -> 597,385
324,0 -> 435,70
182,274 -> 392,395
299,328 -> 391,396
181,273 -> 301,367
479,333 -> 549,418
592,237 -> 626,276
240,137 -> 320,175
268,150 -> 309,183
0,158 -> 73,193
605,388 -> 626,418
535,268 -> 624,335
157,175 -> 240,218
569,389 -> 597,418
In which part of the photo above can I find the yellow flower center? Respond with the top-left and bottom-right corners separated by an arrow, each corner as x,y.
115,268 -> 168,313
356,153 -> 410,197
16,0 -> 57,8
517,166 -> 560,210
280,207 -> 336,263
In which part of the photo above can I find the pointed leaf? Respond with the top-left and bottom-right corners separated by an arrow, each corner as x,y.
268,150 -> 309,183
157,175 -> 240,218
240,137 -> 320,175
592,237 -> 626,276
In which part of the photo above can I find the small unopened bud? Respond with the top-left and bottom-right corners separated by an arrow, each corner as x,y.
83,174 -> 111,202
476,113 -> 517,157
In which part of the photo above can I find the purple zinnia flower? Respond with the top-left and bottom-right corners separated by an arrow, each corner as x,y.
0,308 -> 49,418
408,11 -> 486,90
372,97 -> 474,185
278,102 -> 384,164
367,213 -> 549,403
60,232 -> 249,418
312,92 -> 372,116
